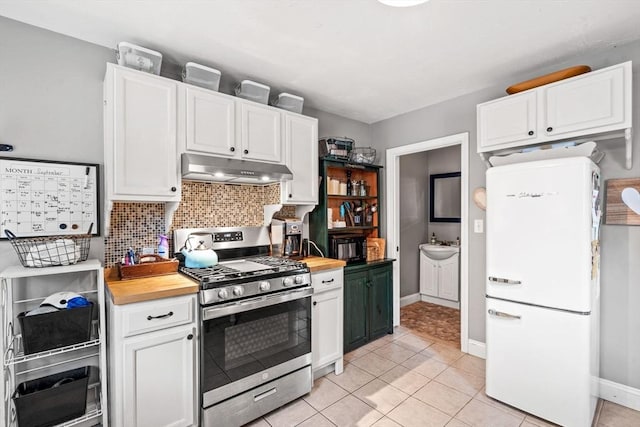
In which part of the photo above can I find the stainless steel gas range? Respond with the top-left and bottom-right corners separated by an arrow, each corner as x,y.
174,226 -> 312,427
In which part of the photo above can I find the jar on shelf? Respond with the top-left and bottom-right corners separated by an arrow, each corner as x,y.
359,180 -> 368,196
339,180 -> 347,196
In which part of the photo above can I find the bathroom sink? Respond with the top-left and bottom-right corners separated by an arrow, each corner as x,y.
419,243 -> 460,260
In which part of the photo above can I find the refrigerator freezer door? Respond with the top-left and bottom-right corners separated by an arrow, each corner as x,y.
486,297 -> 597,427
486,157 -> 596,312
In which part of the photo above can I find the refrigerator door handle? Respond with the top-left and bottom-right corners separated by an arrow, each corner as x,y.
488,276 -> 522,285
488,309 -> 521,320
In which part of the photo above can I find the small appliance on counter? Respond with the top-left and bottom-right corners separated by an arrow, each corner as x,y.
329,234 -> 367,264
270,218 -> 303,259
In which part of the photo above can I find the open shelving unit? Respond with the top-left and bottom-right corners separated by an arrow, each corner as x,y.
310,159 -> 382,257
1,259 -> 108,427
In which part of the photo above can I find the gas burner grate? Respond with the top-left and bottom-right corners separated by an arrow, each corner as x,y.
179,265 -> 237,283
179,256 -> 309,286
249,256 -> 307,270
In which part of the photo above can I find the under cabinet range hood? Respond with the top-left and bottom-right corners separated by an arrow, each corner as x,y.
181,153 -> 293,184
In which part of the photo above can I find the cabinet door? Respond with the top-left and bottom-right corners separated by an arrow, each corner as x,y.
113,67 -> 180,200
185,86 -> 235,156
477,91 -> 537,151
543,65 -> 626,137
312,288 -> 342,370
419,254 -> 439,297
344,270 -> 369,352
282,114 -> 318,205
237,101 -> 282,163
123,324 -> 196,427
369,265 -> 393,340
437,254 -> 459,302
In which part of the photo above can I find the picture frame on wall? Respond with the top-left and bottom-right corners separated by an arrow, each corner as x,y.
605,177 -> 640,225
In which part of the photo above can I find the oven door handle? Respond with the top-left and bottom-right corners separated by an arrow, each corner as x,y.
202,287 -> 313,320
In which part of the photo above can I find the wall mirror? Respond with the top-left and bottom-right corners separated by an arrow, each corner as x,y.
430,172 -> 461,223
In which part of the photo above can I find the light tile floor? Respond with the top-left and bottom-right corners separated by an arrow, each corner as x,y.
246,327 -> 640,427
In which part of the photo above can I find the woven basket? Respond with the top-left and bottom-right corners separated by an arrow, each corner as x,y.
5,224 -> 93,268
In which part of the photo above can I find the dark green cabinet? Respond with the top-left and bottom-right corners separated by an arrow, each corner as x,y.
343,270 -> 369,351
344,261 -> 393,353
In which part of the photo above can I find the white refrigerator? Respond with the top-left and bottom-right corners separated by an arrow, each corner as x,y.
485,157 -> 601,427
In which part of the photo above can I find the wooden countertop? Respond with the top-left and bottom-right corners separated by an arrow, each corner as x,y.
105,268 -> 199,305
301,256 -> 346,272
105,256 -> 344,305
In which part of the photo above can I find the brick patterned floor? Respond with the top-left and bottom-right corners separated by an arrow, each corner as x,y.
400,301 -> 460,348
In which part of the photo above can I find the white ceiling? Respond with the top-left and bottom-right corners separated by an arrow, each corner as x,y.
2,0 -> 640,124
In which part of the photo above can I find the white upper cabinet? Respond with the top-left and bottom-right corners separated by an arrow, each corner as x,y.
105,64 -> 181,201
477,91 -> 537,150
237,100 -> 283,163
282,113 -> 318,205
477,61 -> 632,154
542,65 -> 626,137
185,86 -> 236,156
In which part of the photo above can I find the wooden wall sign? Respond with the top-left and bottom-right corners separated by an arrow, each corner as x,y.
605,178 -> 640,225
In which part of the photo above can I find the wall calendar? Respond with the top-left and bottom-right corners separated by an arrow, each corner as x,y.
0,157 -> 100,238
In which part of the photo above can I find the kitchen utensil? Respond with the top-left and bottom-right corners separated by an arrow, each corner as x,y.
342,201 -> 355,226
180,235 -> 218,268
506,65 -> 591,94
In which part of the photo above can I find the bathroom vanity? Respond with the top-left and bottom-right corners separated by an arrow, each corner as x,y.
419,244 -> 460,308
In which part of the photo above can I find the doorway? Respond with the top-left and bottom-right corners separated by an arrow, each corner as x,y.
385,132 -> 469,352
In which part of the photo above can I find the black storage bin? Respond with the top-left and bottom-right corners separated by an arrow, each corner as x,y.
18,303 -> 93,355
12,366 -> 89,427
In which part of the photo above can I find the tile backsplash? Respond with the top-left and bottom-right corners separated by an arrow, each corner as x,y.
104,181 -> 293,267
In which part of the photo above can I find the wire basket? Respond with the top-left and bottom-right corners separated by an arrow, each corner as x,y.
5,224 -> 93,268
349,147 -> 377,164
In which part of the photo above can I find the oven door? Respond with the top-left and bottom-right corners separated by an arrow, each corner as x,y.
200,287 -> 312,408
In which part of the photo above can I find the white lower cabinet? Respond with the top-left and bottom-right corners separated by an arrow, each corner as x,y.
311,268 -> 344,375
108,294 -> 198,427
420,253 -> 459,303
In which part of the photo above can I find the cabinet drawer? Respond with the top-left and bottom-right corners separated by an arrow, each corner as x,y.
121,295 -> 196,338
312,268 -> 343,292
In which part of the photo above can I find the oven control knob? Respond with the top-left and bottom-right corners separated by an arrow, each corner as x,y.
218,289 -> 229,300
283,277 -> 294,287
259,281 -> 271,292
294,275 -> 304,284
232,286 -> 244,297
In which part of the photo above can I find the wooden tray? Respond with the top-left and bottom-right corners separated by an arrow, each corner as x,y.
366,238 -> 386,261
118,254 -> 179,280
506,65 -> 591,94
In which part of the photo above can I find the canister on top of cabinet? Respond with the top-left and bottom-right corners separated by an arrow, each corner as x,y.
235,80 -> 270,104
116,42 -> 162,75
271,93 -> 304,114
182,62 -> 221,91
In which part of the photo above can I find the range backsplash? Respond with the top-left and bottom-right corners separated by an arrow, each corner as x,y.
104,181 -> 296,267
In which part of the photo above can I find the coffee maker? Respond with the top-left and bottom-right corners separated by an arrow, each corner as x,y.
270,218 -> 303,258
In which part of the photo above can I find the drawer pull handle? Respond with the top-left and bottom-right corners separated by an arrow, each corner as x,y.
254,387 -> 277,402
313,301 -> 317,306
187,334 -> 194,340
321,279 -> 335,284
147,311 -> 174,321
